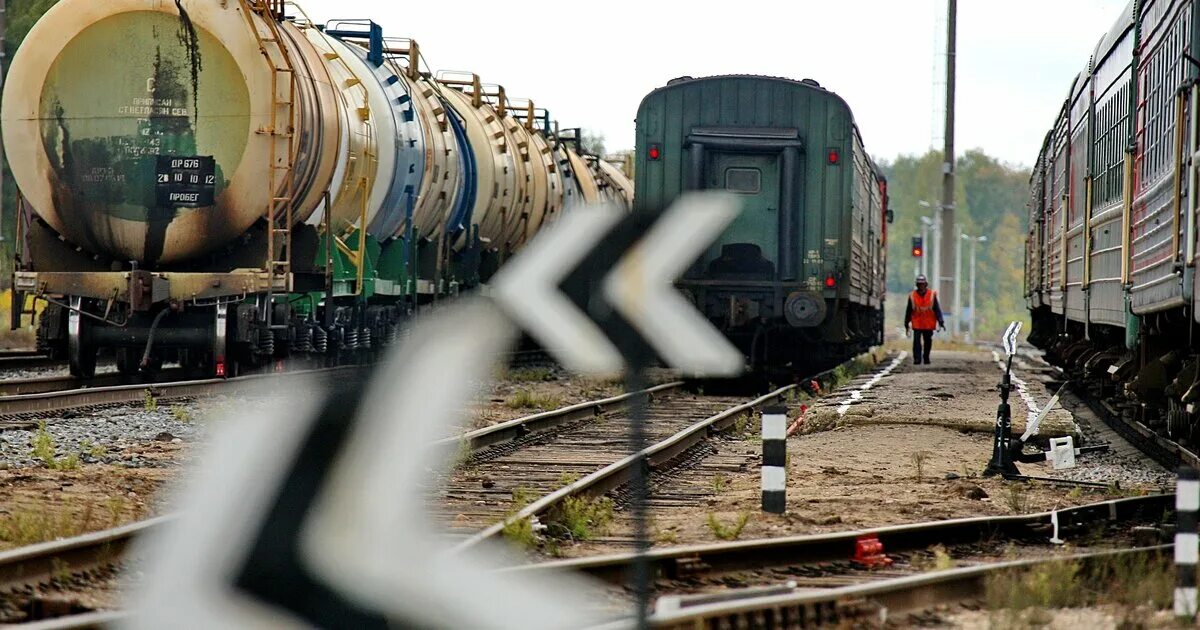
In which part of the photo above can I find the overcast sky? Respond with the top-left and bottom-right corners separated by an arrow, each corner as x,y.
301,0 -> 1129,168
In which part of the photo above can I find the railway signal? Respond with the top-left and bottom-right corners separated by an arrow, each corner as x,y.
911,235 -> 924,258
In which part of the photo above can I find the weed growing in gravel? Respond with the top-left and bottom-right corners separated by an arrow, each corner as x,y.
508,367 -> 554,383
170,406 -> 191,423
501,516 -> 538,549
0,509 -> 83,545
910,450 -> 931,482
500,488 -> 539,549
706,512 -> 751,541
985,550 -> 1173,624
732,412 -> 750,437
655,528 -> 679,545
143,390 -> 158,412
105,496 -> 127,526
31,422 -> 54,464
557,472 -> 581,487
712,473 -> 728,493
930,544 -> 953,570
454,438 -> 474,470
505,390 -> 562,411
550,495 -> 614,541
1005,483 -> 1029,513
29,422 -> 79,470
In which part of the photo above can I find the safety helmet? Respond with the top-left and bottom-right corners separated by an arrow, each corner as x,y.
915,275 -> 928,285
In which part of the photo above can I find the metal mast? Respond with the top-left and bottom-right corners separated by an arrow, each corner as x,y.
939,0 -> 957,329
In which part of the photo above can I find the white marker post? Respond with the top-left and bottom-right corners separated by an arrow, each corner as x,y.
1177,466 -> 1200,620
761,406 -> 787,513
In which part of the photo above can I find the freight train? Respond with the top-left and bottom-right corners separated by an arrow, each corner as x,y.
634,75 -> 890,373
1,0 -> 631,378
1026,0 -> 1200,444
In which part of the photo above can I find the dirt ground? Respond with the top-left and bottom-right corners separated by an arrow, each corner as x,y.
568,348 -> 1163,555
0,441 -> 186,551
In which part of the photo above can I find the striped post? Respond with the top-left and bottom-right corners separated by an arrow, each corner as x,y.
1177,466 -> 1199,620
761,406 -> 787,514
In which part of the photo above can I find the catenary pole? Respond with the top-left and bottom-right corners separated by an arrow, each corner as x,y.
939,0 -> 957,333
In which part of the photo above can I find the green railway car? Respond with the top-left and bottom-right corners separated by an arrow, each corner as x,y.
635,75 -> 890,372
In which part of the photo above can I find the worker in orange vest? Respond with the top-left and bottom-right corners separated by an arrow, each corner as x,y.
904,275 -> 945,365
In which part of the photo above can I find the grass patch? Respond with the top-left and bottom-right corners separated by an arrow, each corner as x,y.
29,422 -> 79,471
706,512 -> 751,541
711,473 -> 729,493
1005,483 -> 1029,514
504,390 -> 563,411
500,488 -> 540,549
0,508 -> 92,546
170,406 -> 191,423
507,367 -> 554,383
549,495 -> 614,541
985,550 -> 1173,622
143,390 -> 158,412
655,528 -> 679,545
911,450 -> 930,482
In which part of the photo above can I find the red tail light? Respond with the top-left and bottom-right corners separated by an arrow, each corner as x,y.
648,144 -> 661,160
825,275 -> 836,288
827,149 -> 839,165
215,358 -> 226,378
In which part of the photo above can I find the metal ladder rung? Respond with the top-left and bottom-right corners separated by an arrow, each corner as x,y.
272,197 -> 293,202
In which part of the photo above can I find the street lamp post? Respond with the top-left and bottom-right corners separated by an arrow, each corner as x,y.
953,228 -> 963,336
962,234 -> 987,341
918,201 -> 942,295
919,215 -> 934,279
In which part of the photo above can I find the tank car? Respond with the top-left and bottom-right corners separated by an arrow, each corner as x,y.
634,75 -> 890,373
1026,0 -> 1200,445
1,0 -> 631,378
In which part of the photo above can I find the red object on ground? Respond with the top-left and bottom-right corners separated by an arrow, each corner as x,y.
808,380 -> 821,395
852,535 -> 893,568
786,404 -> 808,437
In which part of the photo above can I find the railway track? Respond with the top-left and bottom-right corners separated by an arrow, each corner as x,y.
515,494 -> 1174,626
0,350 -> 58,372
0,365 -> 367,424
0,495 -> 1170,626
440,385 -> 793,549
1015,349 -> 1200,470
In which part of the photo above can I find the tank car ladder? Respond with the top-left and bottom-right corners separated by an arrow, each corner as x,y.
239,0 -> 298,299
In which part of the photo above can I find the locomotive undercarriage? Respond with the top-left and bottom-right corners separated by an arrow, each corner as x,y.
20,269 -> 405,379
1031,305 -> 1200,446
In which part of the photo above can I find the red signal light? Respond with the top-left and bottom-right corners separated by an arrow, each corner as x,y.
215,357 -> 226,378
827,149 -> 839,165
648,144 -> 661,160
912,247 -> 923,257
824,275 -> 836,288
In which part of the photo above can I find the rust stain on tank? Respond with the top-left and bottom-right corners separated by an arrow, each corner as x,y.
173,0 -> 204,119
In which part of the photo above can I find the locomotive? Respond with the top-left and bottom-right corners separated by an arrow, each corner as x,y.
1026,0 -> 1200,444
634,75 -> 890,373
1,0 -> 631,378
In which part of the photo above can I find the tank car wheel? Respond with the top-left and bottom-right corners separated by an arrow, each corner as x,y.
1168,399 -> 1188,440
67,297 -> 97,379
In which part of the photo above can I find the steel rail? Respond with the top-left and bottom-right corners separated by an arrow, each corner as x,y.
435,382 -> 685,454
636,545 -> 1172,628
0,515 -> 171,594
511,493 -> 1172,583
453,384 -> 799,551
0,365 -> 366,419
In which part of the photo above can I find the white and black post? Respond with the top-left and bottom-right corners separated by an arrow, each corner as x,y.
1177,466 -> 1199,620
761,405 -> 787,513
